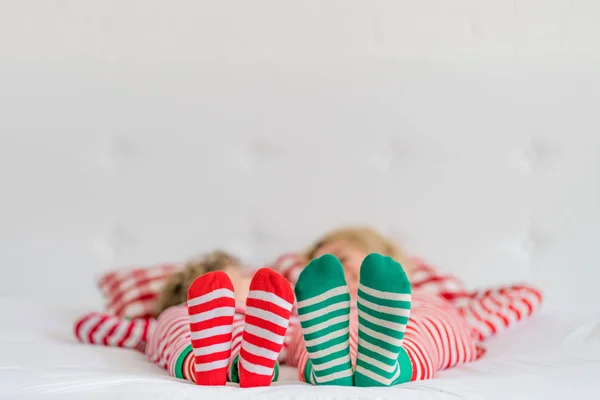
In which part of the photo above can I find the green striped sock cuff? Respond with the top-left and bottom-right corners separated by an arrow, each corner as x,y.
174,344 -> 193,380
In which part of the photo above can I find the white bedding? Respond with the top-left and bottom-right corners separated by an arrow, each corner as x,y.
2,1 -> 600,399
2,298 -> 599,399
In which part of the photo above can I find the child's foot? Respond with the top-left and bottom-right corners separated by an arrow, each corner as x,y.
354,253 -> 413,387
294,254 -> 353,386
187,271 -> 236,386
237,268 -> 294,388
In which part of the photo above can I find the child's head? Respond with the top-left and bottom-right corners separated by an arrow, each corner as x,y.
304,226 -> 414,294
155,250 -> 245,317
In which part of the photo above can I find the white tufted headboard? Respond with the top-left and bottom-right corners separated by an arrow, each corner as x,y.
1,1 -> 599,312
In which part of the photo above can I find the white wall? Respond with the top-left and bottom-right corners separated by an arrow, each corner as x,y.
1,1 -> 599,310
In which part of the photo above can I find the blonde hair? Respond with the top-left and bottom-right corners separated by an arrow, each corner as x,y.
304,226 -> 414,277
154,250 -> 241,317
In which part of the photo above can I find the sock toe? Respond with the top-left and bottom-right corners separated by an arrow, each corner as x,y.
294,254 -> 353,386
187,271 -> 236,386
295,254 -> 347,301
249,267 -> 295,305
359,253 -> 410,295
239,268 -> 293,388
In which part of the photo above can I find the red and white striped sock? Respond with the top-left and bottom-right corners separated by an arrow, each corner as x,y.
74,312 -> 155,352
238,268 -> 294,388
227,305 -> 247,380
187,271 -> 236,386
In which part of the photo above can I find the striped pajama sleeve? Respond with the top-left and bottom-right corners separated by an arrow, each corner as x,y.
410,259 -> 543,342
74,312 -> 156,352
73,308 -> 198,380
448,285 -> 543,342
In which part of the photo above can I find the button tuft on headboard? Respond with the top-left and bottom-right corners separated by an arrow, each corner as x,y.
522,140 -> 540,172
517,223 -> 548,265
364,153 -> 392,173
388,136 -> 411,160
520,230 -> 536,260
249,137 -> 287,161
112,136 -> 138,161
111,225 -> 136,251
91,237 -> 116,262
516,138 -> 559,174
250,224 -> 271,243
229,137 -> 287,171
91,226 -> 136,264
98,136 -> 139,174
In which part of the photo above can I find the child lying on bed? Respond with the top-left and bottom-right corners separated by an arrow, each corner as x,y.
75,250 -> 295,387
74,226 -> 542,388
284,227 -> 543,386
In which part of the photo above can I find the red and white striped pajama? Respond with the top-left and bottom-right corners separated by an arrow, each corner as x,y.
74,311 -> 156,351
145,267 -> 294,386
288,291 -> 484,382
75,255 -> 542,387
409,258 -> 543,342
76,268 -> 294,388
76,303 -> 283,384
279,257 -> 543,384
144,303 -> 258,383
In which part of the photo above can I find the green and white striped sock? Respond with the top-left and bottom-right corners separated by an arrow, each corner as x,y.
228,355 -> 279,384
294,254 -> 353,386
354,253 -> 413,387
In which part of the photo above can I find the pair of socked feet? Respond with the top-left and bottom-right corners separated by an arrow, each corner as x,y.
296,253 -> 413,387
187,266 -> 294,387
189,253 -> 412,387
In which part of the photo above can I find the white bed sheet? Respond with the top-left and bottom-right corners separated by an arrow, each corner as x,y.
2,298 -> 600,400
